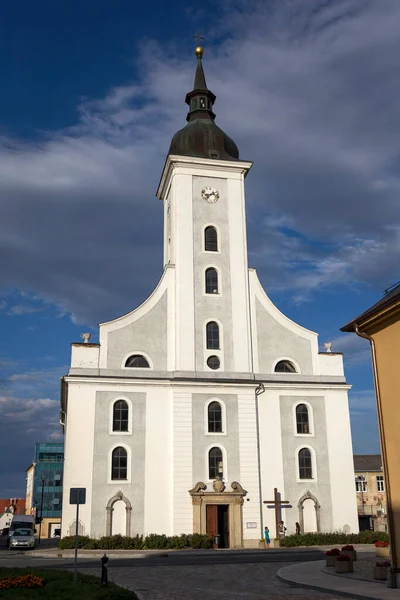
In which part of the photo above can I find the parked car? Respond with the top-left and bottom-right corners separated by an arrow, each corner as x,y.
9,528 -> 36,550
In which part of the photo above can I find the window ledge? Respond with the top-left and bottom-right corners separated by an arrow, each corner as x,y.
205,432 -> 227,436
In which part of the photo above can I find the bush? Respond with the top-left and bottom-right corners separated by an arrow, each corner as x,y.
58,535 -> 92,549
280,531 -> 389,547
326,548 -> 340,556
342,544 -> 354,550
337,553 -> 351,561
187,533 -> 213,549
375,541 -> 389,547
58,532 -> 212,550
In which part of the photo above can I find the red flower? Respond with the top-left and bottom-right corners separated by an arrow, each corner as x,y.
337,553 -> 352,561
375,541 -> 389,547
326,548 -> 341,556
341,544 -> 354,551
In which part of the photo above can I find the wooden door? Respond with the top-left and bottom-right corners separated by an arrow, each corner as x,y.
206,505 -> 218,540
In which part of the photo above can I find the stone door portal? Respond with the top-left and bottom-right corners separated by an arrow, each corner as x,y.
189,480 -> 247,548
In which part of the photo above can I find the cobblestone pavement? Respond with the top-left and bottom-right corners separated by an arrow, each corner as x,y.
80,562 -> 345,600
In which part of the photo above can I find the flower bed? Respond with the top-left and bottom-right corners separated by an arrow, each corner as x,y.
374,561 -> 390,581
0,574 -> 44,589
341,544 -> 357,561
375,541 -> 390,558
325,548 -> 340,567
335,553 -> 354,573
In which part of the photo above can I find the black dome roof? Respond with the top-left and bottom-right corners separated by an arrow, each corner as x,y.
169,118 -> 239,161
168,47 -> 239,161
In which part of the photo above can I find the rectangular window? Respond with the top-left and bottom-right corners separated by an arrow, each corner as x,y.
355,479 -> 367,492
377,475 -> 385,492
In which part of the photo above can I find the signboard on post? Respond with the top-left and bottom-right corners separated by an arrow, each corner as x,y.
70,488 -> 86,505
69,487 -> 86,583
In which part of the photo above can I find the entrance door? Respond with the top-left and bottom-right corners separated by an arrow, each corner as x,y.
206,505 -> 230,548
206,505 -> 218,545
217,505 -> 229,548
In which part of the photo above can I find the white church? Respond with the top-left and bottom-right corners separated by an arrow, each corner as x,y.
60,45 -> 358,546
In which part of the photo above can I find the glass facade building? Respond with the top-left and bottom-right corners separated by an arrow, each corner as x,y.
33,443 -> 64,519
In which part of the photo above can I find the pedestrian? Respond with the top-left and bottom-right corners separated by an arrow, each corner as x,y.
264,526 -> 270,549
295,522 -> 301,535
278,520 -> 287,539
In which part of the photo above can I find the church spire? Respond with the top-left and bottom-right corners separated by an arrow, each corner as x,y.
185,45 -> 216,122
168,42 -> 239,161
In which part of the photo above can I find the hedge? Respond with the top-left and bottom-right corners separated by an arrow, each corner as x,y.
58,533 -> 213,550
280,531 -> 389,547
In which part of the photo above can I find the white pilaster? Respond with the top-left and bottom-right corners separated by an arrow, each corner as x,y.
238,391 -> 261,539
173,391 -> 193,534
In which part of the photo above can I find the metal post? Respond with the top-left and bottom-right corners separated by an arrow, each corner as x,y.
38,478 -> 45,545
74,501 -> 79,583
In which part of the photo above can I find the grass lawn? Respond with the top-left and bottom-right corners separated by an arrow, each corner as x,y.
0,568 -> 138,599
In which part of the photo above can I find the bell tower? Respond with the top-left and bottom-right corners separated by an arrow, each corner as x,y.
157,44 -> 254,374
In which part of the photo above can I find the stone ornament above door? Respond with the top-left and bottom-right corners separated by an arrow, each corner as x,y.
189,480 -> 247,498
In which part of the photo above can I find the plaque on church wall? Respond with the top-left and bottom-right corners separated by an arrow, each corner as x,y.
246,522 -> 257,528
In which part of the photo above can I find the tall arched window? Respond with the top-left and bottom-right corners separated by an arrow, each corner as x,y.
112,447 -> 128,480
296,404 -> 309,434
208,401 -> 222,433
113,400 -> 129,432
205,268 -> 219,294
298,448 -> 313,479
125,355 -> 150,368
206,321 -> 220,349
204,226 -> 218,252
209,447 -> 223,480
275,360 -> 296,373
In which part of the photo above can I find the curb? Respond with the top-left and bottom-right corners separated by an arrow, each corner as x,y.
30,551 -> 170,559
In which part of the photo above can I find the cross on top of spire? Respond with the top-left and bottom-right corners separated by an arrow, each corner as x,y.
193,31 -> 204,45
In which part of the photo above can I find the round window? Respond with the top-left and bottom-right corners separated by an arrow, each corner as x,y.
207,355 -> 220,370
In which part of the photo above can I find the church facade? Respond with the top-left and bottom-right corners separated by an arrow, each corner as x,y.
60,46 -> 358,546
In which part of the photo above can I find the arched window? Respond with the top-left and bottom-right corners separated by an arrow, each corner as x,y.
209,447 -> 223,479
275,360 -> 296,373
111,447 -> 128,480
113,400 -> 129,432
205,268 -> 218,294
206,321 -> 220,349
208,401 -> 222,433
204,226 -> 218,252
125,355 -> 150,368
296,404 -> 309,434
298,448 -> 313,479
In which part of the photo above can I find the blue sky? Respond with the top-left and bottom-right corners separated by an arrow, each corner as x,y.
1,0 -> 398,497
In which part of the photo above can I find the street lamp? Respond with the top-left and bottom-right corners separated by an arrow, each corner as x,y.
38,478 -> 45,545
356,475 -> 366,515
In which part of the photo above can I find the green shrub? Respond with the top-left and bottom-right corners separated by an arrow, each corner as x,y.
58,535 -> 92,549
280,531 -> 389,547
187,533 -> 213,549
58,532 -> 213,550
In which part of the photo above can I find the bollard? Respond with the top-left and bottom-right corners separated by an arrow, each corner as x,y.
101,553 -> 109,587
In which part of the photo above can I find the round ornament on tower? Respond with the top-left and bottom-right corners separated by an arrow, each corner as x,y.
201,186 -> 219,204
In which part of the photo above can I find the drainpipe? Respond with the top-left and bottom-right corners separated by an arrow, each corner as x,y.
255,382 -> 265,541
354,325 -> 397,588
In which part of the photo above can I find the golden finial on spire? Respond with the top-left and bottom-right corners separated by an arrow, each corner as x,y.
193,31 -> 204,58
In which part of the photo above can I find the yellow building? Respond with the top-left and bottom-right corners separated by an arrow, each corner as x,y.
342,282 -> 400,588
353,455 -> 387,532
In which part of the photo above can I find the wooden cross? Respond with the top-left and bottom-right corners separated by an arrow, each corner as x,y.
193,32 -> 204,45
263,488 -> 290,539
